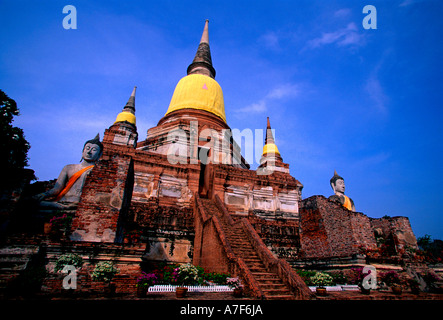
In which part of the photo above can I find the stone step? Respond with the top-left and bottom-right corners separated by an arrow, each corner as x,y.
229,240 -> 252,245
247,266 -> 268,273
242,257 -> 262,263
230,244 -> 254,249
259,283 -> 287,290
262,288 -> 292,296
265,294 -> 296,300
231,247 -> 256,253
251,272 -> 280,279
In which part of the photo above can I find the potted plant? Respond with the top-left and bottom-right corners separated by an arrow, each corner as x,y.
55,253 -> 84,272
227,277 -> 243,297
47,213 -> 73,238
54,253 -> 83,294
92,261 -> 119,296
310,272 -> 334,296
136,272 -> 158,297
171,263 -> 200,298
408,278 -> 421,295
380,270 -> 402,295
352,267 -> 372,295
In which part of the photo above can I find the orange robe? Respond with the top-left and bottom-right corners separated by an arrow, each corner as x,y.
54,165 -> 94,201
343,195 -> 352,211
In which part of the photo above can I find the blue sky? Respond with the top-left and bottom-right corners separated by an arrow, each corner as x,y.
1,0 -> 442,239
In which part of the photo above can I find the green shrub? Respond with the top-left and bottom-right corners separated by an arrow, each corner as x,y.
54,253 -> 83,272
296,270 -> 317,285
204,272 -> 231,285
310,272 -> 334,287
92,261 -> 119,283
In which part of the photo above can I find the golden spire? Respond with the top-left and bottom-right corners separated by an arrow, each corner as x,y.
262,117 -> 280,156
114,86 -> 137,125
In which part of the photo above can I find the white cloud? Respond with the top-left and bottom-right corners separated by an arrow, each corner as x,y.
266,83 -> 299,99
235,83 -> 300,114
334,8 -> 351,18
307,23 -> 366,49
399,0 -> 414,7
365,77 -> 389,115
259,31 -> 280,50
237,100 -> 267,114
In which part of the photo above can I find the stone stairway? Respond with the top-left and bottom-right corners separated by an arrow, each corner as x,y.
200,198 -> 297,300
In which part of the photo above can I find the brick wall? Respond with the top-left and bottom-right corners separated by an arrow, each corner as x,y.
370,216 -> 418,252
42,242 -> 146,296
70,153 -> 134,243
299,196 -> 377,259
248,213 -> 300,259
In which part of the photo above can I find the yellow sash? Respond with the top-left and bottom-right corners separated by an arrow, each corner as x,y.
55,165 -> 94,201
343,195 -> 352,210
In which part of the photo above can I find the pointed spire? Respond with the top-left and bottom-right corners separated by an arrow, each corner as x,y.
114,86 -> 137,126
187,20 -> 216,78
265,117 -> 276,145
123,86 -> 137,114
200,19 -> 209,44
261,117 -> 281,159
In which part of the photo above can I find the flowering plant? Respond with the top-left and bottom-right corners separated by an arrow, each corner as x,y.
49,213 -> 72,231
310,272 -> 334,288
54,253 -> 84,272
226,277 -> 243,290
171,263 -> 201,287
379,270 -> 400,286
92,261 -> 119,283
136,272 -> 158,288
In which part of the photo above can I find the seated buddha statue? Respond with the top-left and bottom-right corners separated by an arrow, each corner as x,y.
328,170 -> 356,211
34,134 -> 103,210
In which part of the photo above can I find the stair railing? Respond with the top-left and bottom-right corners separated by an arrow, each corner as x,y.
194,193 -> 264,299
240,217 -> 314,300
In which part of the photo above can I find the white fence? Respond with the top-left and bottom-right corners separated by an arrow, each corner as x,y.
148,285 -> 233,293
308,285 -> 359,292
148,284 -> 359,293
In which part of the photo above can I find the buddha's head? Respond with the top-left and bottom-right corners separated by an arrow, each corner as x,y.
330,170 -> 345,195
82,134 -> 103,163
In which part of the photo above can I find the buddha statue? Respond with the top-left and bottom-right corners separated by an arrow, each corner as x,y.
35,134 -> 103,210
328,170 -> 355,211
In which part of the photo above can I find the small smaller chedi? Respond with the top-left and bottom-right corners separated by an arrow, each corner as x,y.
34,134 -> 103,210
328,170 -> 355,212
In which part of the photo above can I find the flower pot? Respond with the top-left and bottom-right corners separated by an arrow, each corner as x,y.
410,287 -> 420,295
44,222 -> 52,234
391,285 -> 402,295
104,283 -> 116,297
316,287 -> 327,296
176,287 -> 188,298
137,285 -> 148,298
360,287 -> 371,295
61,288 -> 75,297
233,288 -> 243,298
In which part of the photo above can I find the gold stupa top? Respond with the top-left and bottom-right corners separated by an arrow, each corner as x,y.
114,86 -> 137,126
262,117 -> 281,156
165,74 -> 226,123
